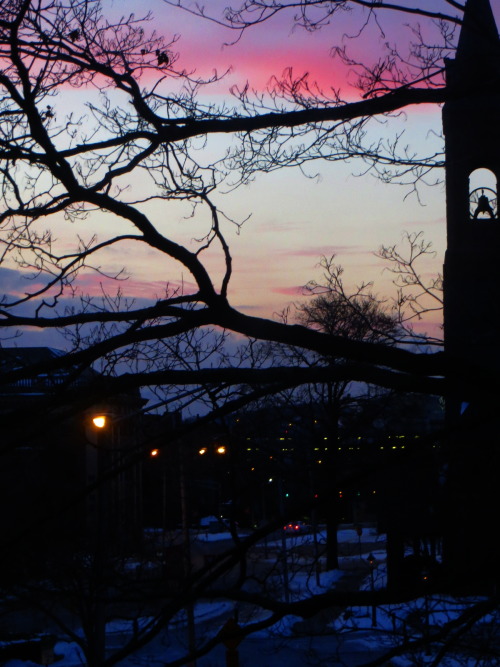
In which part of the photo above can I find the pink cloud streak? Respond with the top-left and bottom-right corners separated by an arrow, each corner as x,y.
271,285 -> 307,296
286,245 -> 368,257
71,272 -> 198,300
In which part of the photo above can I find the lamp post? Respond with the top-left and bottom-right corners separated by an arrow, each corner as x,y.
149,448 -> 168,545
422,568 -> 430,654
88,413 -> 112,667
198,442 -> 228,518
367,552 -> 377,627
89,408 -> 142,549
88,413 -> 112,536
90,413 -> 119,538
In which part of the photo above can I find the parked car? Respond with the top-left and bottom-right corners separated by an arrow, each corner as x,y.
283,521 -> 311,535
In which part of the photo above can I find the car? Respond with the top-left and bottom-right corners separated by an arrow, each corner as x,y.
283,521 -> 311,536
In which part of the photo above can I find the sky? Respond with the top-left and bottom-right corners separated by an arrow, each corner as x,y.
6,0 -> 500,347
132,1 -> 453,332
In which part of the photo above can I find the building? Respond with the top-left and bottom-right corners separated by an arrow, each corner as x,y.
442,0 -> 500,590
0,347 -> 145,578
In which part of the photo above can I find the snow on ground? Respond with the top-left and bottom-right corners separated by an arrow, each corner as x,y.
4,525 -> 490,667
3,526 -> 385,666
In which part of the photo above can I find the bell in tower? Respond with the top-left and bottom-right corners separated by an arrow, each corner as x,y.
442,0 -> 500,591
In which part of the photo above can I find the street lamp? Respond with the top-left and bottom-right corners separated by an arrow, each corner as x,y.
197,442 -> 229,520
87,412 -> 112,663
87,407 -> 143,557
87,411 -> 133,545
198,444 -> 227,456
92,415 -> 107,429
366,552 -> 377,627
149,448 -> 167,538
88,413 -> 112,521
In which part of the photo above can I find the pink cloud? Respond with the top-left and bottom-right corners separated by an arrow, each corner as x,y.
271,286 -> 307,296
178,41 -> 353,95
50,2 -> 453,114
72,272 -> 198,300
163,2 -> 460,101
152,2 -> 357,95
408,318 -> 443,340
287,245 -> 367,257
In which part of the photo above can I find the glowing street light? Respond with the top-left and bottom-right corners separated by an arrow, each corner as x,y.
198,444 -> 227,455
92,415 -> 107,429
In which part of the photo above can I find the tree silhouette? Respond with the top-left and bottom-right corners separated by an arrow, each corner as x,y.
0,0 -> 463,417
1,1 -> 499,665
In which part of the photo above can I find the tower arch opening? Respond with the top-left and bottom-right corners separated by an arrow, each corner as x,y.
469,168 -> 498,220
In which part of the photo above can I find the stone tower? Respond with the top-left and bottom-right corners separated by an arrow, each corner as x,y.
442,0 -> 500,589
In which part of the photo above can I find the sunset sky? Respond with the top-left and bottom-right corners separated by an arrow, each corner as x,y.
9,0 -> 499,346
126,1 -> 451,328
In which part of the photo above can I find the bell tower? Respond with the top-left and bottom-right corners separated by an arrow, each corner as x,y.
442,0 -> 500,589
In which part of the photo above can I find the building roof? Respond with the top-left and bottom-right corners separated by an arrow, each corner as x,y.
0,346 -> 65,369
0,346 -> 94,397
